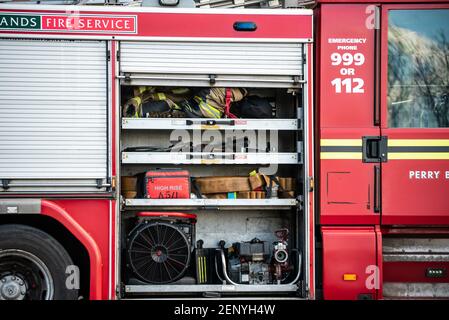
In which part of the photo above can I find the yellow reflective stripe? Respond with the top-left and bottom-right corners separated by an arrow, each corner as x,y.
198,257 -> 202,283
199,101 -> 222,118
388,139 -> 449,147
320,139 -> 362,146
322,139 -> 449,147
389,153 -> 449,160
201,159 -> 220,164
157,93 -> 166,101
201,125 -> 219,130
203,256 -> 207,283
171,88 -> 189,94
133,96 -> 141,106
320,152 -> 363,160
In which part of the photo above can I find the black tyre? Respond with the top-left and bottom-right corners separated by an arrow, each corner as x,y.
0,224 -> 79,300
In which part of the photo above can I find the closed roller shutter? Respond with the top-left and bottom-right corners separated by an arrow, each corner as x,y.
119,41 -> 304,88
0,39 -> 109,193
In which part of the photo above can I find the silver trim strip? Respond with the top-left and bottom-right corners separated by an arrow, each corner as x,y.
125,284 -> 299,294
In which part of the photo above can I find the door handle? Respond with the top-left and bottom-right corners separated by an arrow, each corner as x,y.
362,136 -> 388,163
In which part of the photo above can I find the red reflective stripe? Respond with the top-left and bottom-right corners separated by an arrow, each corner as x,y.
137,212 -> 197,220
224,88 -> 237,119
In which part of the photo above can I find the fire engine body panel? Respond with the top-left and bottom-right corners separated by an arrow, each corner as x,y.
0,0 -> 447,300
0,4 -> 314,299
317,0 -> 449,299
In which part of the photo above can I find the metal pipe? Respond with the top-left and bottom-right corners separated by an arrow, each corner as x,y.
218,249 -> 240,286
219,248 -> 301,286
214,252 -> 225,284
285,249 -> 302,285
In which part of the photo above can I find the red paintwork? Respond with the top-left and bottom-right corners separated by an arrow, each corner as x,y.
137,212 -> 197,220
41,199 -> 113,300
317,0 -> 448,3
1,1 -> 448,300
322,227 -> 379,300
320,128 -> 380,225
319,4 -> 375,128
382,227 -> 449,235
318,4 -> 380,225
110,41 -> 117,300
0,7 -> 312,40
384,262 -> 449,283
375,226 -> 383,299
379,4 -> 449,226
111,40 -> 117,178
307,43 -> 315,299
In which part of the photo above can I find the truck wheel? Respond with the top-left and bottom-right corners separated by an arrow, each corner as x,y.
0,224 -> 79,300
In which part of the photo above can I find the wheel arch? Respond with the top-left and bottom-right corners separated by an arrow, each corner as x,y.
0,200 -> 104,300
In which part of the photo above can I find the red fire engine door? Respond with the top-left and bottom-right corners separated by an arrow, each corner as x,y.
319,4 -> 381,225
380,5 -> 449,225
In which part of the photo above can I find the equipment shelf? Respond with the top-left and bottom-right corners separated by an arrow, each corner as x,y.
121,117 -> 300,131
124,198 -> 298,210
121,152 -> 299,164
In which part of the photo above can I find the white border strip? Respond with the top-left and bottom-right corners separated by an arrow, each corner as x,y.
0,4 -> 313,16
0,33 -> 312,42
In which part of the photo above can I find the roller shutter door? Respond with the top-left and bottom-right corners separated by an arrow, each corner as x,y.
119,41 -> 304,88
0,39 -> 109,193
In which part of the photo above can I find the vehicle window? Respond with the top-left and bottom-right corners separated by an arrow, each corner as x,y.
388,9 -> 449,128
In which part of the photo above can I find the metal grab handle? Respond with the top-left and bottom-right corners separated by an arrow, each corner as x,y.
185,119 -> 235,126
374,165 -> 381,213
185,153 -> 235,160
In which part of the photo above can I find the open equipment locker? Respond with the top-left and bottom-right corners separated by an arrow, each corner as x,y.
110,8 -> 314,298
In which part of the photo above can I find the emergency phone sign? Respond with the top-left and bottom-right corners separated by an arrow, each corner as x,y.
328,38 -> 366,94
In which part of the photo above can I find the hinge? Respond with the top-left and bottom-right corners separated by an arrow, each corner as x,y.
96,179 -> 104,189
362,136 -> 388,163
116,50 -> 120,62
1,179 -> 10,190
107,50 -> 111,61
111,176 -> 117,190
116,284 -> 123,299
293,76 -> 301,85
308,176 -> 314,192
209,74 -> 217,85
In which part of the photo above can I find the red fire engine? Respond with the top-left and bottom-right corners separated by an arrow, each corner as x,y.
0,0 -> 448,300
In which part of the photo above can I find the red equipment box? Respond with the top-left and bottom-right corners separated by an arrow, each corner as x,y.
144,169 -> 190,199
